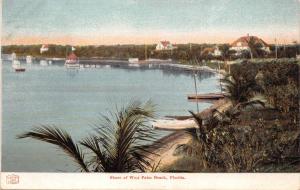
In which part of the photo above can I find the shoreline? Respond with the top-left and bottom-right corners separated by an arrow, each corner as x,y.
148,99 -> 230,171
2,54 -> 218,74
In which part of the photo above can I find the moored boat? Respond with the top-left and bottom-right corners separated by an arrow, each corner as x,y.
15,68 -> 26,72
12,57 -> 26,72
26,55 -> 32,64
40,60 -> 48,66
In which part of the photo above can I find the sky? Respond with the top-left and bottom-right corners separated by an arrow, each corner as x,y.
2,0 -> 300,45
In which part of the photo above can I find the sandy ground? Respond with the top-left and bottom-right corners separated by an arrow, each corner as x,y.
147,131 -> 191,171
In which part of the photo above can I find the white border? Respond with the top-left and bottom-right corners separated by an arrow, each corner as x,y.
1,0 -> 300,189
1,173 -> 300,190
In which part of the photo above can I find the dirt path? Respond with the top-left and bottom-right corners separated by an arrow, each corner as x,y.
147,130 -> 191,171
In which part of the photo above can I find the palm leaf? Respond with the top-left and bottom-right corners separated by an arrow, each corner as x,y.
17,125 -> 89,172
80,135 -> 107,172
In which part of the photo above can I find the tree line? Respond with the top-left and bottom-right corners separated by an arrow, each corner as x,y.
2,43 -> 300,61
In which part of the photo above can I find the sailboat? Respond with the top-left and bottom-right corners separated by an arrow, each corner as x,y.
11,53 -> 25,72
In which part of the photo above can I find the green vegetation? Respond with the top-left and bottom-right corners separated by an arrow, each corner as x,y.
2,44 -> 213,60
164,61 -> 300,172
3,43 -> 299,62
18,101 -> 159,172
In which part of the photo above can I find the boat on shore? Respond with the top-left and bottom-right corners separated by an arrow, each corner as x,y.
65,52 -> 80,69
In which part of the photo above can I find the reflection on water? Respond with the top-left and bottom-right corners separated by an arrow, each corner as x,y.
2,60 -> 219,172
65,69 -> 79,78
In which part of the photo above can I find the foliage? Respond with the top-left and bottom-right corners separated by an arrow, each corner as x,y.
260,62 -> 299,118
230,61 -> 299,122
166,61 -> 300,172
4,43 -> 298,61
17,101 -> 159,172
171,111 -> 300,172
220,71 -> 264,108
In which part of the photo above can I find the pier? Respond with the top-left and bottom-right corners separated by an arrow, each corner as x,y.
187,92 -> 225,101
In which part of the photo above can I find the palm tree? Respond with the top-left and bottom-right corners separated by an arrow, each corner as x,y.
247,36 -> 261,59
17,101 -> 160,172
221,73 -> 264,109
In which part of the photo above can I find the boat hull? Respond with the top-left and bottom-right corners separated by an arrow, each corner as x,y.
15,68 -> 26,72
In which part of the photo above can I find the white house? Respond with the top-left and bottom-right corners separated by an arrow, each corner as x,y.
212,46 -> 222,57
40,44 -> 49,54
156,41 -> 176,51
230,35 -> 270,55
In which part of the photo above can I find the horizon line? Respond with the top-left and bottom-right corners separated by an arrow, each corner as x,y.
2,31 -> 299,46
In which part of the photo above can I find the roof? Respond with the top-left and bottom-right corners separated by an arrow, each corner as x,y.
42,44 -> 49,48
160,41 -> 171,47
67,52 -> 78,60
231,36 -> 269,47
201,47 -> 215,55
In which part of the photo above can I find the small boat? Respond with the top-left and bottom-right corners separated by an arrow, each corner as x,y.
12,60 -> 26,72
65,53 -> 79,69
128,63 -> 140,67
128,58 -> 140,67
187,93 -> 225,100
40,60 -> 48,66
128,58 -> 139,63
26,55 -> 32,64
15,68 -> 26,72
151,119 -> 196,130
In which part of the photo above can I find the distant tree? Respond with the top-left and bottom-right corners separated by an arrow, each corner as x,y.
219,44 -> 230,60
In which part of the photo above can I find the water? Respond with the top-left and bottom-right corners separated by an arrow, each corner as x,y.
2,60 -> 220,172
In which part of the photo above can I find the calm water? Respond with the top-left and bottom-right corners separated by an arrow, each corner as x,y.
2,60 -> 220,172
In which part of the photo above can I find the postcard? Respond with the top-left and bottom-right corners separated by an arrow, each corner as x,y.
1,0 -> 299,189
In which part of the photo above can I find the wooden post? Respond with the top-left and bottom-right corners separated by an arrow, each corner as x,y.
193,70 -> 200,113
218,62 -> 223,93
145,44 -> 147,60
275,38 -> 278,59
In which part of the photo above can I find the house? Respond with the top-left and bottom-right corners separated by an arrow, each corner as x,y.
212,46 -> 222,57
156,41 -> 176,51
67,52 -> 78,60
230,35 -> 270,55
40,44 -> 49,54
201,46 -> 222,57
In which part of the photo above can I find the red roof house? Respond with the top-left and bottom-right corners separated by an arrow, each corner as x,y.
67,52 -> 78,60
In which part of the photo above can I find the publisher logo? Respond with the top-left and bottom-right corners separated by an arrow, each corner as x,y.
6,174 -> 19,184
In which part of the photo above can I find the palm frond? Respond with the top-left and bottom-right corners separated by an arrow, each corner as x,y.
94,100 -> 157,172
17,125 -> 89,172
80,135 -> 107,172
